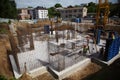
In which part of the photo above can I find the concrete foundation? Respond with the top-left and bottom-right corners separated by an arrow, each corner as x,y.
91,52 -> 120,67
48,58 -> 91,80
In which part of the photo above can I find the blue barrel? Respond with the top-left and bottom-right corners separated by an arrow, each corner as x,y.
107,37 -> 120,61
75,18 -> 81,23
104,37 -> 120,61
44,25 -> 50,34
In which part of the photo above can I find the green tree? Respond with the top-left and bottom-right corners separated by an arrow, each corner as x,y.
87,6 -> 96,13
108,2 -> 120,17
28,6 -> 33,8
74,5 -> 80,7
48,6 -> 61,18
87,2 -> 97,13
0,0 -> 17,19
54,3 -> 62,8
67,5 -> 73,8
88,2 -> 96,7
48,7 -> 56,18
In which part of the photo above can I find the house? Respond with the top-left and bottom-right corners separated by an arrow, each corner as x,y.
17,6 -> 48,20
18,8 -> 32,20
33,6 -> 48,19
56,7 -> 87,20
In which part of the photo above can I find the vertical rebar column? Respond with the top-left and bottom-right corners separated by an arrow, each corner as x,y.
28,25 -> 34,50
16,30 -> 24,50
50,20 -> 53,35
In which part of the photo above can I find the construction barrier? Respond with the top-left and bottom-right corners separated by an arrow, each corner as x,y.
107,37 -> 120,61
105,36 -> 120,61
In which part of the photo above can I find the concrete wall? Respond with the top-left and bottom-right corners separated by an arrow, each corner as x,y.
17,41 -> 49,73
48,58 -> 91,80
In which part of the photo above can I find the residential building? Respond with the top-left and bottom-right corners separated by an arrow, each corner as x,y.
33,6 -> 48,19
56,7 -> 87,20
18,8 -> 31,20
17,6 -> 48,20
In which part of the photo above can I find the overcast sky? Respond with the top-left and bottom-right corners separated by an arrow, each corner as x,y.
15,0 -> 118,8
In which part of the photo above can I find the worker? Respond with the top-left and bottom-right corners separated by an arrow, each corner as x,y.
83,45 -> 89,55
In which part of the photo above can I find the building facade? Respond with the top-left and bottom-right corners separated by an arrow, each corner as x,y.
57,7 -> 87,20
33,6 -> 48,19
18,6 -> 48,20
18,8 -> 31,20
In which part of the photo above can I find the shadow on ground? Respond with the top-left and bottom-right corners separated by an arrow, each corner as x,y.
82,58 -> 120,80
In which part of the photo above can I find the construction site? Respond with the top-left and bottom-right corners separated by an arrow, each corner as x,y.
0,0 -> 120,80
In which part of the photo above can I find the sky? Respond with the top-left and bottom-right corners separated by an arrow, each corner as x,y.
15,0 -> 118,8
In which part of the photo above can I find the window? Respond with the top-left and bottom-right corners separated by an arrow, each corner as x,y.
74,10 -> 77,12
61,11 -> 64,13
69,14 -> 72,17
69,10 -> 72,13
79,9 -> 82,12
65,10 -> 68,13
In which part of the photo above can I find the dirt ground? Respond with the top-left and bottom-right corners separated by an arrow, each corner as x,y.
19,72 -> 55,80
0,35 -> 13,78
19,73 -> 32,80
63,63 -> 101,80
19,63 -> 101,80
33,72 -> 55,80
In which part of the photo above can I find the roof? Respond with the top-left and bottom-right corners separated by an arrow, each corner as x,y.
18,8 -> 33,10
58,7 -> 85,11
35,6 -> 47,10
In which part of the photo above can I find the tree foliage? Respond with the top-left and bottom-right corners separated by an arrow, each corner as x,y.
87,2 -> 97,13
48,3 -> 62,18
0,0 -> 17,19
88,2 -> 96,7
48,7 -> 60,18
48,7 -> 56,18
54,3 -> 62,8
86,2 -> 120,17
109,3 -> 120,17
67,5 -> 73,8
